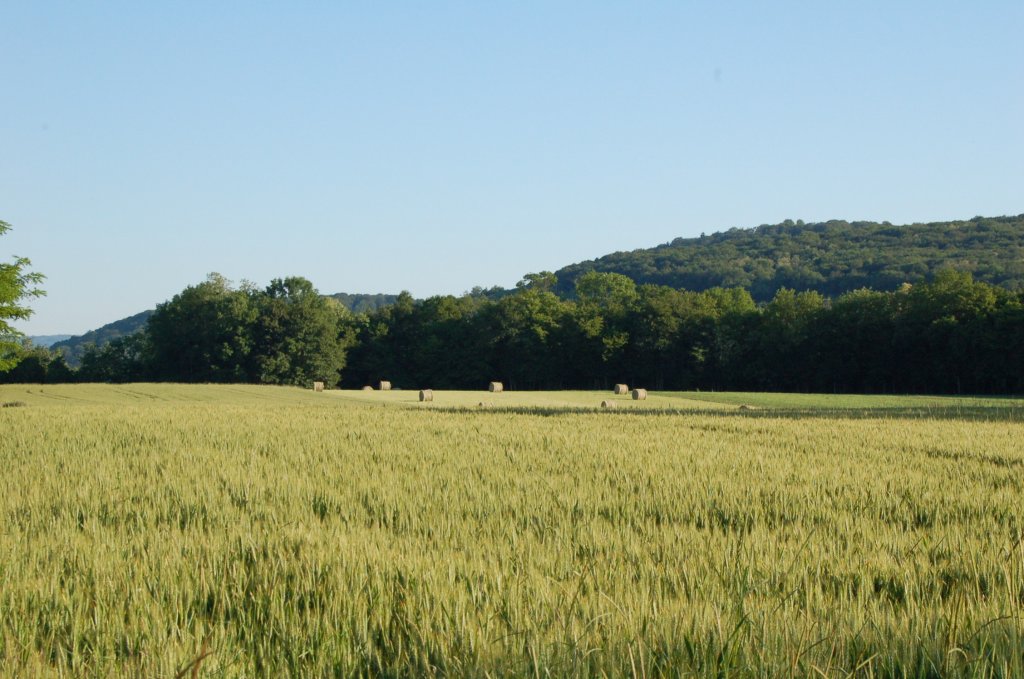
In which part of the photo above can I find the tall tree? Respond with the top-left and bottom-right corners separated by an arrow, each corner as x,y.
146,273 -> 256,382
485,288 -> 567,389
569,272 -> 639,387
0,220 -> 45,371
249,277 -> 350,386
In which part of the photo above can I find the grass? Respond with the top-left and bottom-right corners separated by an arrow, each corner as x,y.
7,383 -> 1018,412
1,384 -> 1023,677
330,387 -> 734,411
668,390 -> 1024,410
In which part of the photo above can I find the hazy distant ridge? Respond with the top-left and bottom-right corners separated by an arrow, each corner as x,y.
27,335 -> 73,348
326,293 -> 401,313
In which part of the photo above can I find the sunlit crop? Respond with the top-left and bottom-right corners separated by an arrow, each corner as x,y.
1,384 -> 1022,677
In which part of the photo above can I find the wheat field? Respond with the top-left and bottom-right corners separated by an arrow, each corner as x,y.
1,384 -> 1022,677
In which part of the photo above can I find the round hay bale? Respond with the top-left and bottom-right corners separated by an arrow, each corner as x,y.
419,389 -> 434,402
631,388 -> 648,401
378,380 -> 392,391
738,404 -> 755,411
362,385 -> 373,391
313,381 -> 325,392
478,401 -> 488,408
601,400 -> 616,409
613,383 -> 629,395
488,381 -> 504,393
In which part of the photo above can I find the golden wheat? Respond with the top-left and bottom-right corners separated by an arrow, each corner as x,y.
0,384 -> 1021,677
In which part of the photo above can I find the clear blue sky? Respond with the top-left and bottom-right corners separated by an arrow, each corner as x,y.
3,2 -> 1022,335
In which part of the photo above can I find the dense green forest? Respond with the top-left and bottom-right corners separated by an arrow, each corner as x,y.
49,292 -> 400,366
46,215 -> 1024,364
555,215 -> 1024,301
6,268 -> 1024,394
7,215 -> 1024,393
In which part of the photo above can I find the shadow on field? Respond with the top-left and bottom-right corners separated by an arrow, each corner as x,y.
440,405 -> 1024,422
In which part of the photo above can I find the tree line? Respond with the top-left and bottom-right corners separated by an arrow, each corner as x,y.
4,268 -> 1024,395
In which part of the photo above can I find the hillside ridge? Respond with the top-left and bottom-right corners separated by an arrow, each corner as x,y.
553,214 -> 1024,301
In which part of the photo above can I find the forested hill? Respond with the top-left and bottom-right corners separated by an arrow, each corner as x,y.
554,215 -> 1024,301
51,310 -> 154,366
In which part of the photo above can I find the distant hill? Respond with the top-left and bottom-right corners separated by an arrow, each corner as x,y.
28,335 -> 73,348
553,215 -> 1024,301
52,292 -> 403,366
327,293 -> 401,313
52,310 -> 154,366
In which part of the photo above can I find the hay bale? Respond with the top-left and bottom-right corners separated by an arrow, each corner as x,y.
313,381 -> 325,392
378,380 -> 392,391
738,404 -> 755,411
631,388 -> 648,401
488,381 -> 503,393
601,400 -> 616,409
419,389 -> 434,402
362,385 -> 373,391
613,383 -> 629,395
478,401 -> 489,408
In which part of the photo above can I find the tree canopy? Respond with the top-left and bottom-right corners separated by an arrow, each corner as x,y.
0,220 -> 45,371
50,274 -> 353,387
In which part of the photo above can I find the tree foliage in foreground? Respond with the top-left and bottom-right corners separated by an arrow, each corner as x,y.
0,220 -> 45,371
